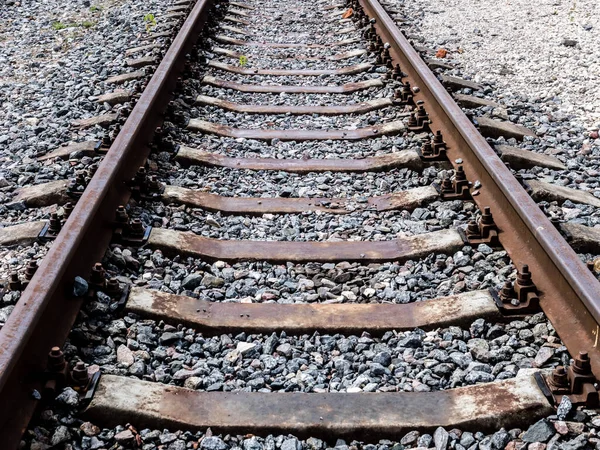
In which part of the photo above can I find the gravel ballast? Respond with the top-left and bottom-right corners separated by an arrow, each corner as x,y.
5,0 -> 600,447
106,244 -> 512,303
400,0 -> 600,129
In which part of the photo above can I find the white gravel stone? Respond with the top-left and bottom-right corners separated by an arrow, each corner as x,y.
401,0 -> 600,128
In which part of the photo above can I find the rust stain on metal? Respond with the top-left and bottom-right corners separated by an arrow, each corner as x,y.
208,60 -> 372,76
176,147 -> 423,171
162,185 -> 437,214
187,119 -> 405,141
85,374 -> 552,438
195,95 -> 392,115
202,75 -> 383,94
147,228 -> 464,263
127,287 -> 500,333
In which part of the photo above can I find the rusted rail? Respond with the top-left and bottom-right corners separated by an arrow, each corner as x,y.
0,0 -> 215,445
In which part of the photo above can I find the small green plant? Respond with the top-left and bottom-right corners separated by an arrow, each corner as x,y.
143,13 -> 157,32
52,19 -> 96,31
89,5 -> 101,12
239,55 -> 248,66
52,21 -> 68,30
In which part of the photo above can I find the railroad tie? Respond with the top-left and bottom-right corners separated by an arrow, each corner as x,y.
175,147 -> 424,172
146,228 -> 465,263
186,120 -> 406,141
201,75 -> 384,93
85,374 -> 553,438
160,185 -> 439,214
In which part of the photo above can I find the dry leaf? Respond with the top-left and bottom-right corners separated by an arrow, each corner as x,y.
342,8 -> 353,18
435,48 -> 448,58
593,257 -> 600,274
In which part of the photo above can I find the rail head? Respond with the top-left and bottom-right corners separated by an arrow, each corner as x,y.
357,0 -> 600,372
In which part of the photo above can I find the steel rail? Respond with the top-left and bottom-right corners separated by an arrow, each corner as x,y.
358,0 -> 600,372
0,0 -> 214,445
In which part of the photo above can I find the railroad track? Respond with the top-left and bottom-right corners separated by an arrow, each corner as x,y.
1,0 -> 600,447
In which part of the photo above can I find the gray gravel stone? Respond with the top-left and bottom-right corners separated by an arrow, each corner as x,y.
490,429 -> 510,449
282,437 -> 301,450
558,435 -> 587,450
182,273 -> 203,290
433,427 -> 449,450
73,276 -> 89,297
202,437 -> 229,450
556,395 -> 573,420
55,387 -> 79,407
244,436 -> 263,450
401,431 -> 420,446
522,419 -> 555,443
51,426 -> 71,446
